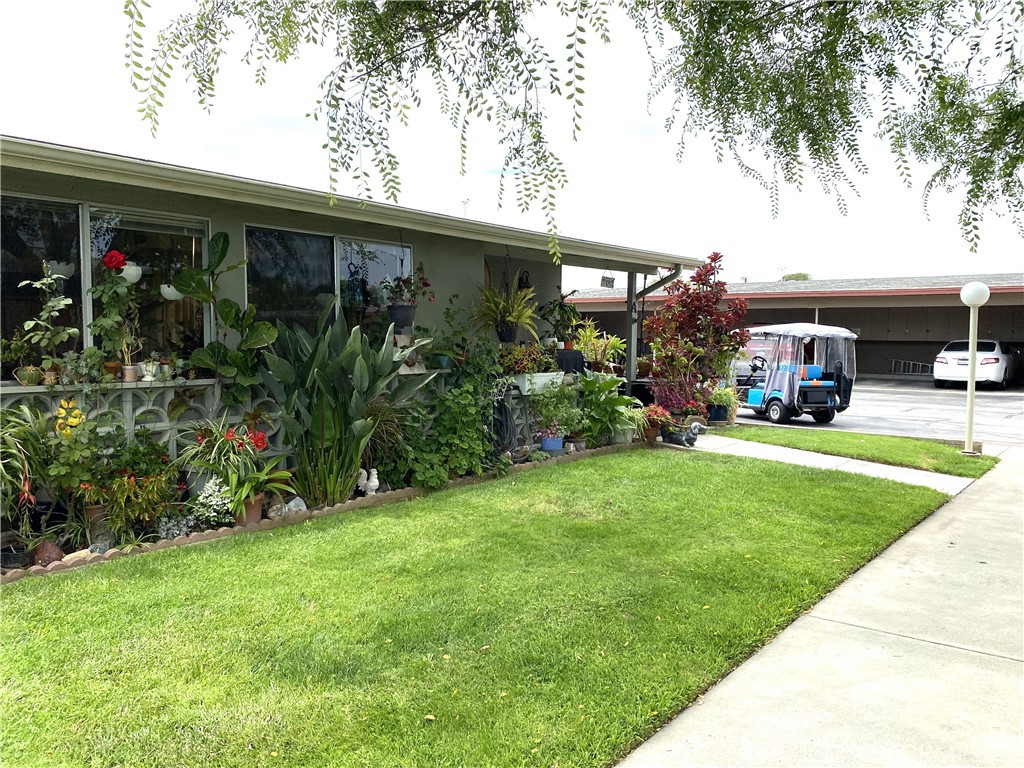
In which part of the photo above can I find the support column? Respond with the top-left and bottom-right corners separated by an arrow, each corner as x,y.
626,271 -> 638,380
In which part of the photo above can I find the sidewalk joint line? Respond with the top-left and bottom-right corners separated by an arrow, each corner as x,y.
809,615 -> 1024,663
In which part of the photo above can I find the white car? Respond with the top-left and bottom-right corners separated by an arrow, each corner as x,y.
933,340 -> 1018,389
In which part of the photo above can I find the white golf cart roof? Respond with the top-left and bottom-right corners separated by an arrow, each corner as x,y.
748,323 -> 858,340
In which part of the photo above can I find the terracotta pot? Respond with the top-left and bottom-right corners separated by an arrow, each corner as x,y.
643,426 -> 661,443
104,360 -> 121,378
238,493 -> 265,526
32,539 -> 64,566
85,503 -> 108,524
563,340 -> 574,350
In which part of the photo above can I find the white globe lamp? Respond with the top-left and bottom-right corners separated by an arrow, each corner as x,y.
959,281 -> 990,454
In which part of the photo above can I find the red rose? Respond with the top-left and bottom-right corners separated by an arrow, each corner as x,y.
103,250 -> 127,270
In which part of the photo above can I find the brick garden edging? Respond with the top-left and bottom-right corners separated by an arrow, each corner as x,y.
0,442 -> 646,585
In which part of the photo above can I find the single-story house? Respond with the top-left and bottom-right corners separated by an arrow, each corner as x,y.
1,136 -> 701,387
572,273 -> 1024,376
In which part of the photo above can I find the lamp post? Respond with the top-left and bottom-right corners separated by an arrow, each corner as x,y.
959,281 -> 990,455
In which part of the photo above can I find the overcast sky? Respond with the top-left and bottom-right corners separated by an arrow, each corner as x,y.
2,2 -> 1021,291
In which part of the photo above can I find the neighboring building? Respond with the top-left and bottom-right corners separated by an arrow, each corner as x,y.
572,274 -> 1024,376
1,136 -> 701,370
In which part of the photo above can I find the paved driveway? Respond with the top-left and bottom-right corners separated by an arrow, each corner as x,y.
736,376 -> 1024,447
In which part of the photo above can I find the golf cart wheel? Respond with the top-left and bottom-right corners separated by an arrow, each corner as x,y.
812,409 -> 836,424
933,379 -> 945,388
766,399 -> 791,424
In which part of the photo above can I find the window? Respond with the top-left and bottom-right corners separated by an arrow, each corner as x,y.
244,228 -> 412,335
88,208 -> 206,361
1,197 -> 83,369
337,238 -> 411,332
245,227 -> 335,333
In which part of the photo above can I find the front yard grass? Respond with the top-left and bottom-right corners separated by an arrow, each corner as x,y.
723,424 -> 998,478
0,450 -> 948,768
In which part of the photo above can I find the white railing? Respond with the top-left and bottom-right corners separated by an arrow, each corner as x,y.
0,379 -> 283,460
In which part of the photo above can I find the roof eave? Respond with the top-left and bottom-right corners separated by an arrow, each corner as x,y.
1,136 -> 701,274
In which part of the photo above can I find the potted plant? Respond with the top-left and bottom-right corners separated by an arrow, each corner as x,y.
175,419 -> 292,525
19,262 -> 81,383
706,386 -> 739,424
539,288 -> 582,348
528,382 -> 584,454
640,403 -> 675,442
577,370 -> 644,447
380,262 -> 436,328
473,274 -> 540,343
140,352 -> 161,382
1,331 -> 41,386
498,342 -> 561,394
574,319 -> 626,373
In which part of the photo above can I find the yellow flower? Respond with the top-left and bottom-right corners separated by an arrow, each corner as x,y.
57,427 -> 71,439
66,414 -> 83,427
56,399 -> 76,418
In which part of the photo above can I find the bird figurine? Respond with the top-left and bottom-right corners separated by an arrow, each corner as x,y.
364,468 -> 379,496
357,468 -> 368,495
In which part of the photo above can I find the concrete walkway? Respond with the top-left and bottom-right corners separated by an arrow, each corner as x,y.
620,444 -> 1024,767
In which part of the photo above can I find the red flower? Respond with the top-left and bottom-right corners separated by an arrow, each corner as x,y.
224,428 -> 237,441
250,431 -> 268,451
178,482 -> 187,491
120,468 -> 128,475
103,250 -> 127,270
237,440 -> 246,450
196,433 -> 206,444
161,455 -> 169,464
79,483 -> 91,490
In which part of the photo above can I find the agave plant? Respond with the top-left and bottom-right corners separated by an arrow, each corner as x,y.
260,307 -> 436,507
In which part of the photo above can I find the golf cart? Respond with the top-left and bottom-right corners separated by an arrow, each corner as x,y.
734,323 -> 857,424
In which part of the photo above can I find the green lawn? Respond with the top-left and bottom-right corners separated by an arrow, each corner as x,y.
723,425 -> 998,478
0,451 -> 947,768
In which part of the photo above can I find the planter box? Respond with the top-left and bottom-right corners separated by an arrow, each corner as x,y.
511,372 -> 562,395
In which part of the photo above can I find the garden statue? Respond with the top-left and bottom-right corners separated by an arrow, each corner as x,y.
667,422 -> 707,448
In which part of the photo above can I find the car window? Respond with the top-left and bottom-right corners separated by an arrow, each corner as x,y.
943,341 -> 996,353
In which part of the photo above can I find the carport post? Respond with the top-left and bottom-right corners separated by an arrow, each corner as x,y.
960,281 -> 990,455
626,272 -> 638,380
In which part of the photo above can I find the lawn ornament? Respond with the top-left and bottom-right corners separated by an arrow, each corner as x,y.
667,422 -> 707,447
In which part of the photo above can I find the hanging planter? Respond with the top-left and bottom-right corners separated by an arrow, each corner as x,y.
160,283 -> 184,301
120,261 -> 143,284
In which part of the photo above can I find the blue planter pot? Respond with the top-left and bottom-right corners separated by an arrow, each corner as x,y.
539,436 -> 564,453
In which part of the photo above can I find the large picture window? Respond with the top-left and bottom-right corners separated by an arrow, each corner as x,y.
1,197 -> 83,375
88,208 -> 206,362
245,227 -> 335,333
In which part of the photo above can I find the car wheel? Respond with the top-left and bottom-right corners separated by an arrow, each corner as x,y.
766,399 -> 791,424
998,369 -> 1009,390
811,409 -> 836,424
933,379 -> 945,388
